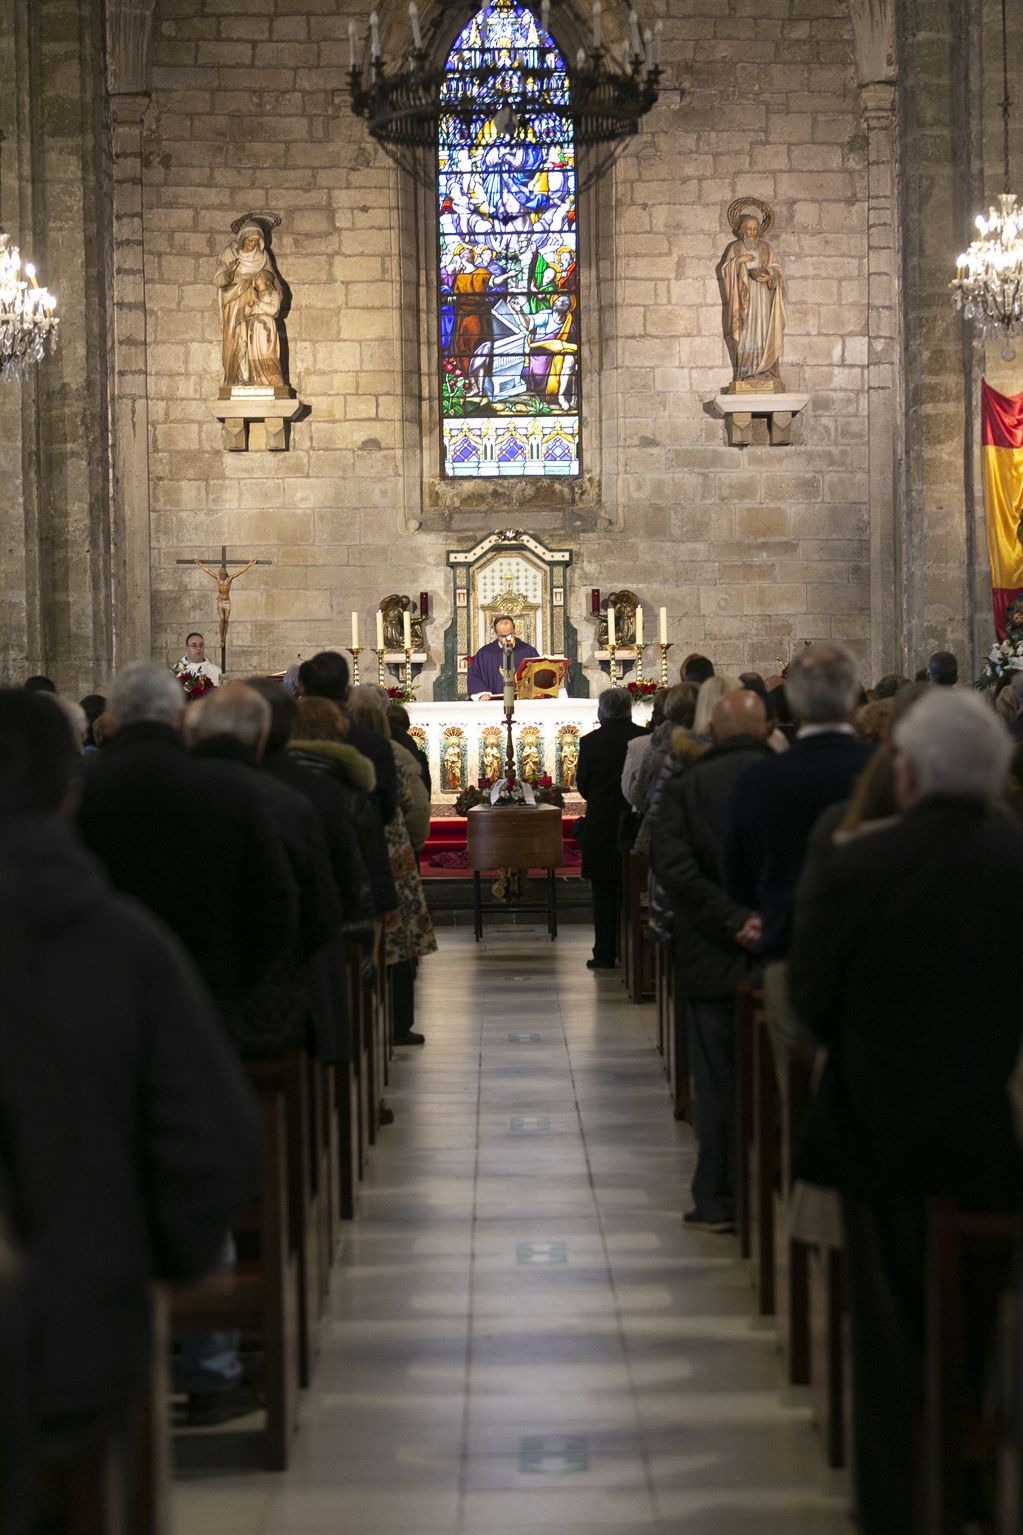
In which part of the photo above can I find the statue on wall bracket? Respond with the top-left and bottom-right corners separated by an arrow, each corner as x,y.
715,198 -> 808,448
719,197 -> 786,394
207,211 -> 305,451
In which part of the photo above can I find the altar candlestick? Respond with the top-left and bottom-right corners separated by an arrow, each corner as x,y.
402,609 -> 412,650
607,604 -> 616,648
658,606 -> 667,644
635,605 -> 643,647
376,608 -> 385,649
351,610 -> 360,649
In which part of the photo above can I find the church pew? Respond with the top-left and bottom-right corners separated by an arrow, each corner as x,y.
170,1058 -> 300,1471
654,939 -> 670,1060
750,1004 -> 779,1316
734,984 -> 760,1262
808,1243 -> 848,1470
924,1201 -> 1019,1535
777,1048 -> 813,1386
623,850 -> 655,1004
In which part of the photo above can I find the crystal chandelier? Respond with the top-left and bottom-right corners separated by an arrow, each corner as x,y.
949,0 -> 1022,358
0,134 -> 59,383
348,0 -> 663,187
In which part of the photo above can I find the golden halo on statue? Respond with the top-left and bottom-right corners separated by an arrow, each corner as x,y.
726,197 -> 774,237
230,210 -> 283,238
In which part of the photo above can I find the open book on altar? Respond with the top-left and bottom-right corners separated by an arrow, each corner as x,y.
514,657 -> 570,699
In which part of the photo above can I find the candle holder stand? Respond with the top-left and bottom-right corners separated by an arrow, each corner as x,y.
658,641 -> 672,688
374,647 -> 385,686
608,641 -> 618,687
404,646 -> 413,695
348,645 -> 362,685
635,644 -> 646,687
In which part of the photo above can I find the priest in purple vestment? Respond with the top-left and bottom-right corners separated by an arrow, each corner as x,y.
467,615 -> 539,700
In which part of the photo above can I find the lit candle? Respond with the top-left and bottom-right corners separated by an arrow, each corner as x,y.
576,45 -> 586,68
541,0 -> 550,33
621,38 -> 630,68
376,608 -> 385,649
653,18 -> 662,65
408,1 -> 422,50
351,610 -> 360,648
403,608 -> 412,650
370,9 -> 380,59
642,24 -> 653,65
658,606 -> 667,644
348,19 -> 357,67
607,604 -> 616,648
25,262 -> 38,289
592,0 -> 602,47
635,605 -> 643,647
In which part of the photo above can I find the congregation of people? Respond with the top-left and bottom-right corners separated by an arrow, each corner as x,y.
0,646 -> 436,1534
8,633 -> 1023,1534
573,642 -> 1023,1535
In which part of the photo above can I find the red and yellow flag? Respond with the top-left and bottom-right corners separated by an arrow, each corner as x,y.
982,379 -> 1023,637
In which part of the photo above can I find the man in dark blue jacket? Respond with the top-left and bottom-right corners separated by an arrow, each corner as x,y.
722,643 -> 873,1066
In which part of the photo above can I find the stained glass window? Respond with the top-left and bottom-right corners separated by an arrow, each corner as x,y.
438,0 -> 580,478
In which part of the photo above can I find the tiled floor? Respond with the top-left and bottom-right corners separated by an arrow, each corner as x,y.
173,928 -> 853,1534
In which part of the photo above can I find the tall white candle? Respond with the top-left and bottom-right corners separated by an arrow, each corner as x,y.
540,0 -> 550,34
628,9 -> 640,55
635,605 -> 643,647
348,19 -> 357,67
658,606 -> 667,644
592,0 -> 602,47
607,604 -> 616,648
369,9 -> 380,58
351,611 -> 360,648
409,1 -> 422,50
403,609 -> 412,649
376,609 -> 385,649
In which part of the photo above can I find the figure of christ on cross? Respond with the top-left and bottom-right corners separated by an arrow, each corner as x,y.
176,546 -> 269,674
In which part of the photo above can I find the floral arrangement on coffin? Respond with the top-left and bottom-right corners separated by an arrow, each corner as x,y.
386,683 -> 416,704
626,680 -> 658,698
171,663 -> 217,702
977,596 -> 1023,689
454,775 -> 564,814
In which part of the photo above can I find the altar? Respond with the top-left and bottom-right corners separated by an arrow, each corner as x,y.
406,697 -> 652,809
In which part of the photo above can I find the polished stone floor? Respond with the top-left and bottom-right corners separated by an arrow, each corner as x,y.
173,928 -> 852,1534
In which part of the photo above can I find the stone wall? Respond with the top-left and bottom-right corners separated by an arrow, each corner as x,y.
141,0 -> 871,690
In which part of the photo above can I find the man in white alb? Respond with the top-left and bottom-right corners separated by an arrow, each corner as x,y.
178,632 -> 222,685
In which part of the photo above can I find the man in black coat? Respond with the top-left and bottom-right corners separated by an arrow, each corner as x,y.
789,690 -> 1023,1535
651,690 -> 771,1230
0,692 -> 259,1532
298,650 -> 398,825
576,687 -> 645,969
722,642 -> 873,1065
77,663 -> 298,1011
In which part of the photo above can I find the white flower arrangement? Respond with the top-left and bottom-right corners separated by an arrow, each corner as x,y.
977,636 -> 1023,689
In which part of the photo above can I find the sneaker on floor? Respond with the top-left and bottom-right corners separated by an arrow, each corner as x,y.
682,1209 -> 735,1234
394,1030 -> 425,1045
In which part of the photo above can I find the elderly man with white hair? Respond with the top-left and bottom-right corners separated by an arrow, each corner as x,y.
788,688 -> 1023,1535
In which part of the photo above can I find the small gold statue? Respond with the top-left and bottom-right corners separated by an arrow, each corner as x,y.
560,733 -> 579,790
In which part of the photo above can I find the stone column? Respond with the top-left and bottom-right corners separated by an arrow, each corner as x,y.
108,89 -> 153,665
106,1 -> 155,665
860,81 -> 902,679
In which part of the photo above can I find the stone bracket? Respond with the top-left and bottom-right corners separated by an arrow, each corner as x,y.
714,392 -> 811,448
207,396 -> 304,451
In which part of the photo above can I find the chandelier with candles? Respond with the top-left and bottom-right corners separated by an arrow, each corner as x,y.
0,134 -> 59,383
949,0 -> 1022,357
347,0 -> 663,185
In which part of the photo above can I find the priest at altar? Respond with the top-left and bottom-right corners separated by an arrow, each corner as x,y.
467,615 -> 539,700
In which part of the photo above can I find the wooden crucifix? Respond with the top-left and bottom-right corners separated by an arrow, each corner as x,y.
176,545 -> 270,674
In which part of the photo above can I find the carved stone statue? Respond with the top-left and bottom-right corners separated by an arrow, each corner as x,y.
560,732 -> 578,790
598,590 -> 640,648
381,594 -> 425,651
194,555 -> 258,650
482,734 -> 503,782
719,199 -> 786,390
214,215 -> 288,395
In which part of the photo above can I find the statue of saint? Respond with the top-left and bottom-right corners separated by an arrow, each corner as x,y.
560,733 -> 578,790
194,556 -> 258,651
443,737 -> 463,791
482,736 -> 503,782
521,738 -> 541,781
720,201 -> 786,389
214,219 -> 287,393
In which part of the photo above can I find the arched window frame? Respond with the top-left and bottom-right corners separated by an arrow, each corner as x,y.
390,0 -> 622,532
